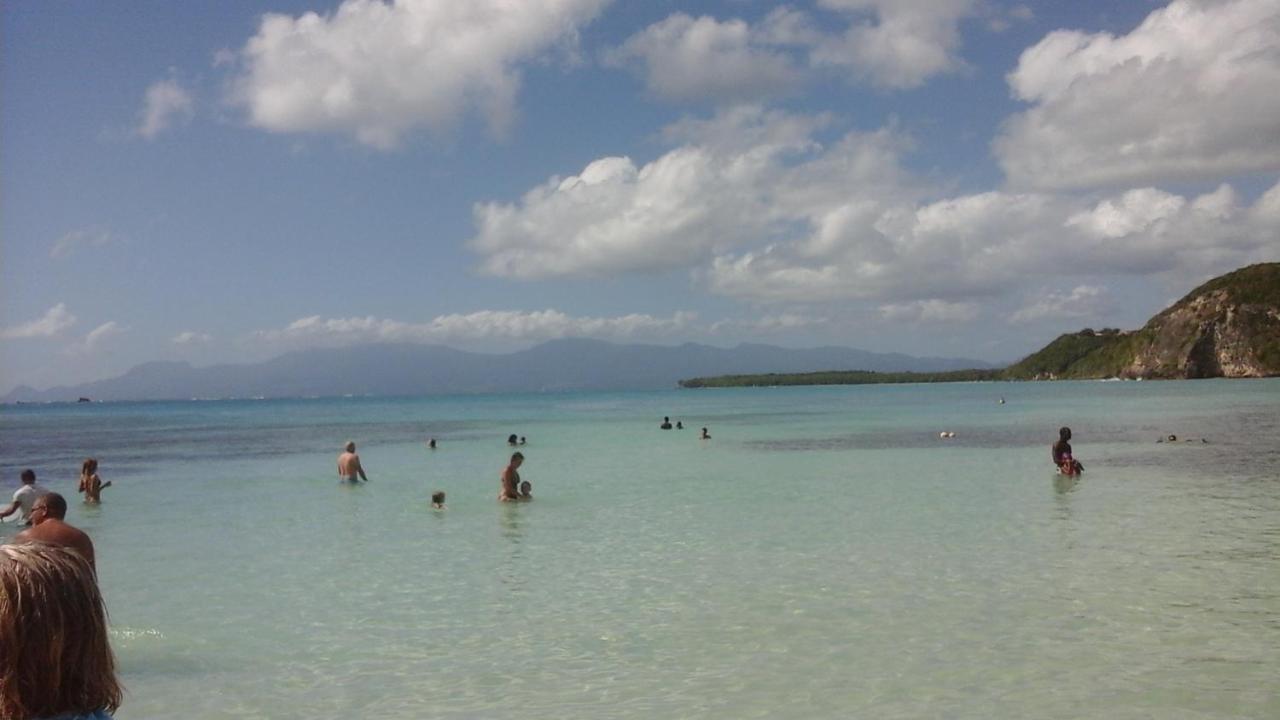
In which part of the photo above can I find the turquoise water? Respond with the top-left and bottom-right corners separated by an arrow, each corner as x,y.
2,380 -> 1278,719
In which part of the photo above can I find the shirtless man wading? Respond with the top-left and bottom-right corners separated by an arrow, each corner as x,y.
338,441 -> 369,483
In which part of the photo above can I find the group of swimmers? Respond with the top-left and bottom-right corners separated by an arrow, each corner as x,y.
1,461 -> 119,718
660,416 -> 711,439
336,438 -> 533,508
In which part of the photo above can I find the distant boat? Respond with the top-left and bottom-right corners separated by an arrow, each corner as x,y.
77,397 -> 92,403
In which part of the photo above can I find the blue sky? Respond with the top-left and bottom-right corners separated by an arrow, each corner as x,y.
3,0 -> 1278,393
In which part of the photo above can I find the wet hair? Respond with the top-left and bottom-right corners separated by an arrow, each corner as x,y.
511,452 -> 524,462
1058,427 -> 1072,441
431,491 -> 445,505
81,458 -> 97,476
38,493 -> 68,520
19,469 -> 35,484
0,544 -> 122,719
520,481 -> 531,494
344,441 -> 356,452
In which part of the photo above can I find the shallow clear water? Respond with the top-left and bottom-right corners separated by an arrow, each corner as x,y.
2,379 -> 1278,719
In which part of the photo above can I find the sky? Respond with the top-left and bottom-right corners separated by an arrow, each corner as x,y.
2,0 -> 1279,394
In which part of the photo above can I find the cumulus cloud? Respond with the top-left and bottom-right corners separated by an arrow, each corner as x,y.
1009,286 -> 1112,324
471,104 -> 1280,305
50,228 -> 114,260
252,309 -> 697,348
63,322 -> 127,355
229,0 -> 609,148
138,75 -> 194,139
996,0 -> 1280,189
0,304 -> 77,340
809,0 -> 978,88
172,331 -> 213,345
709,313 -> 829,334
606,13 -> 805,103
879,300 -> 979,323
470,106 -> 917,280
607,2 -> 978,102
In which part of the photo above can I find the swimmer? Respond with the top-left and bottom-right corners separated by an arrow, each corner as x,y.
660,417 -> 673,430
676,421 -> 683,429
508,434 -> 519,446
519,480 -> 532,499
700,427 -> 711,440
499,452 -> 524,502
519,436 -> 527,445
337,441 -> 369,483
78,458 -> 112,504
428,438 -> 437,449
1052,427 -> 1083,475
431,491 -> 446,509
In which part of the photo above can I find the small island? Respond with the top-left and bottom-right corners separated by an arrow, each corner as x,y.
681,263 -> 1280,388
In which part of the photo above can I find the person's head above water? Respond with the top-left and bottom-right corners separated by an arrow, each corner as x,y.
344,441 -> 356,453
431,491 -> 445,505
1059,427 -> 1072,441
510,451 -> 524,466
19,469 -> 35,485
31,492 -> 68,523
508,434 -> 518,444
0,543 -> 122,720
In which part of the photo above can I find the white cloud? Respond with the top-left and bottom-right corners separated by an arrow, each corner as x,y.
1009,286 -> 1112,324
229,0 -> 609,148
709,313 -> 829,334
606,13 -> 804,103
63,322 -> 127,355
469,106 -> 915,280
138,75 -> 194,139
996,0 -> 1280,189
879,300 -> 979,323
50,228 -> 114,260
809,0 -> 977,88
0,304 -> 77,339
252,309 -> 697,348
172,331 -> 213,345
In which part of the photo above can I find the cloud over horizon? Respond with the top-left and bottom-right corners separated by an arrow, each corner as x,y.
0,304 -> 77,340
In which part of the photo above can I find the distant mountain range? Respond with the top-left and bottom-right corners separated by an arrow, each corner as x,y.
2,338 -> 994,403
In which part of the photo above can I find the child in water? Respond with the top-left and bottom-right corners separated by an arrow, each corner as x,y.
431,491 -> 446,509
519,480 -> 532,499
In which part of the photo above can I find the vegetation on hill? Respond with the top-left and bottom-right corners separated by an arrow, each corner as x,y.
680,263 -> 1280,388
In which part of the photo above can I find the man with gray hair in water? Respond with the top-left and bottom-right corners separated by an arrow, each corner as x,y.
337,441 -> 369,483
10,492 -> 97,570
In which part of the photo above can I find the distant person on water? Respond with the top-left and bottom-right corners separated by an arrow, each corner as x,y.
519,436 -> 527,445
660,417 -> 672,430
499,452 -> 525,502
0,543 -> 123,720
700,427 -> 711,440
508,434 -> 519,446
11,492 -> 96,570
338,441 -> 369,483
428,438 -> 437,449
79,458 -> 112,504
0,469 -> 47,525
676,421 -> 683,429
1052,427 -> 1083,475
431,491 -> 446,509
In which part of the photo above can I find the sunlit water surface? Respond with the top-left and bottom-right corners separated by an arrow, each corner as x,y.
2,379 -> 1278,719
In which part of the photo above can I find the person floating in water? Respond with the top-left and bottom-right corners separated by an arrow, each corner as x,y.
500,452 -> 525,502
675,421 -> 683,430
427,438 -> 437,449
519,436 -> 527,445
431,491 -> 446,509
338,441 -> 369,483
508,434 -> 519,446
1052,427 -> 1083,475
78,458 -> 112,504
700,427 -> 711,440
660,417 -> 672,430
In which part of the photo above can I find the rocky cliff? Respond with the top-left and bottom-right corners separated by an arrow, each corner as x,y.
1006,263 -> 1280,380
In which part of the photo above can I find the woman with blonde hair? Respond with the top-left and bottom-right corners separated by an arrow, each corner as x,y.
78,458 -> 111,504
0,543 -> 122,720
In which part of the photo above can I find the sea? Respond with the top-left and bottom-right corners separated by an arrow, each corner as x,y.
1,379 -> 1278,719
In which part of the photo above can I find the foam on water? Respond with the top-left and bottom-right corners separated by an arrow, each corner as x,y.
2,379 -> 1278,718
